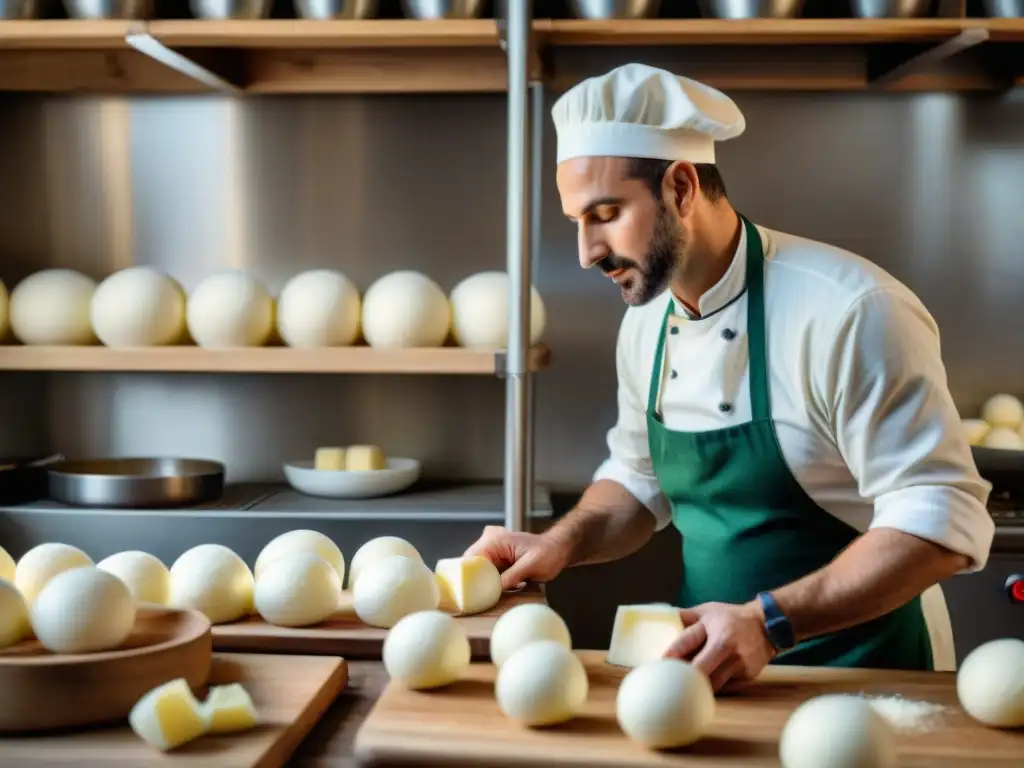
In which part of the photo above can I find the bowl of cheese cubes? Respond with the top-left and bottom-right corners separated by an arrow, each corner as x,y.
284,445 -> 421,499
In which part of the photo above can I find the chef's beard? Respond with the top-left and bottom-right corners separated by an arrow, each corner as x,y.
599,203 -> 685,307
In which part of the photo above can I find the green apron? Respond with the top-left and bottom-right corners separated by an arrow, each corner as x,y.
646,215 -> 933,670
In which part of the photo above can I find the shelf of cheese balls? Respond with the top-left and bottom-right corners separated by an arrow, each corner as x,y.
0,267 -> 550,374
963,393 -> 1024,452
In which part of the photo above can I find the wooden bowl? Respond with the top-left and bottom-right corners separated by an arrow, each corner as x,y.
0,604 -> 212,733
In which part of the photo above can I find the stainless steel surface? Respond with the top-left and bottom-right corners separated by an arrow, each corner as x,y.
525,81 -> 545,513
48,458 -> 225,509
568,0 -> 660,19
697,0 -> 802,17
848,0 -> 931,17
0,0 -> 41,19
190,0 -> 270,19
983,0 -> 1024,17
294,0 -> 377,20
399,0 -> 484,19
63,0 -> 152,18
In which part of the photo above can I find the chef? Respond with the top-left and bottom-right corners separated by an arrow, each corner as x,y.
466,63 -> 996,691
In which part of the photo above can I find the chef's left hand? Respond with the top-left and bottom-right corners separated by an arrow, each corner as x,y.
663,601 -> 776,692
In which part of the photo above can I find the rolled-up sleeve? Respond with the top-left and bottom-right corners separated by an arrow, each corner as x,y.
592,310 -> 672,530
820,287 -> 994,571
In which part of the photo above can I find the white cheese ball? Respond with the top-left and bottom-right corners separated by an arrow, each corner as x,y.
449,271 -> 546,349
490,602 -> 571,667
957,638 -> 1024,728
254,529 -> 345,584
0,544 -> 14,582
383,610 -> 471,689
982,394 -> 1024,430
30,566 -> 136,654
0,278 -> 8,340
168,544 -> 254,624
15,542 -> 93,604
360,270 -> 450,349
9,269 -> 97,346
982,426 -> 1024,450
276,269 -> 361,348
97,550 -> 171,605
616,659 -> 715,749
962,418 -> 990,447
353,554 -> 439,629
779,694 -> 896,768
90,267 -> 186,347
0,580 -> 30,649
254,552 -> 341,627
186,271 -> 274,348
496,641 -> 588,726
349,536 -> 422,590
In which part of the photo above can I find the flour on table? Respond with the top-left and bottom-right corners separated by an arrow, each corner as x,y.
860,693 -> 949,732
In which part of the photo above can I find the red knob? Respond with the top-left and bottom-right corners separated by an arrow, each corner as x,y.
1006,575 -> 1024,604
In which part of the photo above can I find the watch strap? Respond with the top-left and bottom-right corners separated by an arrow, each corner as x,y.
757,591 -> 796,652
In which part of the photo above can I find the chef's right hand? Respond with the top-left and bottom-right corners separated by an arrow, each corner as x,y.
463,526 -> 570,590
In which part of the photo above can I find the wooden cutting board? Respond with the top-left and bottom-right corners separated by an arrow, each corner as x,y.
0,652 -> 348,767
354,650 -> 1024,767
212,584 -> 545,657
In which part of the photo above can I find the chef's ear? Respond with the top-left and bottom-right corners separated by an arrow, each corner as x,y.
663,161 -> 700,218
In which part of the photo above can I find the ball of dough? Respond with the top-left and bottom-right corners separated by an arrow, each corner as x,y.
9,269 -> 97,346
168,544 -> 254,624
0,544 -> 14,583
957,637 -> 1024,728
360,271 -> 450,349
383,610 -> 471,689
15,542 -> 93,604
186,271 -> 274,348
982,394 -> 1024,430
962,418 -> 990,447
276,269 -> 361,348
353,554 -> 439,629
349,536 -> 422,591
90,267 -> 186,347
779,694 -> 896,768
490,602 -> 571,667
616,659 -> 714,749
96,550 -> 171,605
982,426 -> 1023,450
254,529 -> 345,584
0,580 -> 29,649
30,566 -> 136,654
0,278 -> 8,340
449,271 -> 546,349
254,552 -> 341,627
496,641 -> 588,727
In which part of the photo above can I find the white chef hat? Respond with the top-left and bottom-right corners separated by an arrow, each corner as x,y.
552,63 -> 745,165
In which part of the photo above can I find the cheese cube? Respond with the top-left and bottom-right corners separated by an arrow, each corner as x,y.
434,556 -> 502,615
346,445 -> 387,471
129,678 -> 208,752
201,683 -> 258,734
314,447 -> 347,471
606,603 -> 684,668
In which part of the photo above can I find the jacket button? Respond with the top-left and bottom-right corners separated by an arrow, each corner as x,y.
670,370 -> 678,379
670,326 -> 680,336
719,402 -> 733,413
721,328 -> 736,341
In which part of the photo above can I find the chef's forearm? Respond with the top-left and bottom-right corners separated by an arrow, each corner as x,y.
761,528 -> 968,642
545,480 -> 656,567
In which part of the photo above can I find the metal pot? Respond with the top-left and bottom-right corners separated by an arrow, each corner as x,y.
190,0 -> 271,19
983,0 -> 1024,17
697,0 -> 804,16
47,457 -> 225,509
63,0 -> 153,18
849,0 -> 932,17
294,0 -> 377,19
400,0 -> 484,18
568,0 -> 661,18
0,0 -> 42,18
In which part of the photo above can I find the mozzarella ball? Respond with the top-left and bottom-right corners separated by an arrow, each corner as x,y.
490,603 -> 571,667
353,554 -> 439,629
361,271 -> 450,348
383,610 -> 471,689
15,542 -> 93,604
983,426 -> 1023,450
0,278 -> 8,340
30,566 -> 136,654
449,271 -> 546,349
616,659 -> 714,749
276,269 -> 360,348
962,418 -> 990,447
254,529 -> 345,583
90,267 -> 186,347
254,552 -> 341,627
0,580 -> 30,649
779,694 -> 896,768
9,269 -> 97,345
186,271 -> 274,348
496,641 -> 588,727
0,544 -> 14,582
957,638 -> 1024,728
168,544 -> 254,624
982,394 -> 1024,430
96,550 -> 171,605
349,536 -> 422,591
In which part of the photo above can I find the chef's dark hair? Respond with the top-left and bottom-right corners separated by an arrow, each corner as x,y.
626,158 -> 728,204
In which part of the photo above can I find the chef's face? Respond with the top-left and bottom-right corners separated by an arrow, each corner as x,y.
557,156 -> 686,306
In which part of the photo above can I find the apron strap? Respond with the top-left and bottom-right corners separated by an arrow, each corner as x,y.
646,301 -> 674,417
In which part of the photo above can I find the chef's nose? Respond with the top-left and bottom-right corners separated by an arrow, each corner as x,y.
577,224 -> 607,270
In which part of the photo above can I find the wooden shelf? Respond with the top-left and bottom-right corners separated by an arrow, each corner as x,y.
0,344 -> 552,375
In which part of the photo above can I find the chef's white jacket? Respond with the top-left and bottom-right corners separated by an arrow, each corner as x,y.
594,223 -> 995,572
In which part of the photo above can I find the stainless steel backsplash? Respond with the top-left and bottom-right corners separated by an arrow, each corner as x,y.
1,89 -> 1022,483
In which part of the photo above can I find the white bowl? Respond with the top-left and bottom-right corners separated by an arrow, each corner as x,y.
283,457 -> 421,499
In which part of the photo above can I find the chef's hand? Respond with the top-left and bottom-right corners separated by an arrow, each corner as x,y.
664,602 -> 776,693
463,526 -> 570,590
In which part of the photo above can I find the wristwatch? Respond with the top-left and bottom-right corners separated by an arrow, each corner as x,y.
756,591 -> 796,652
